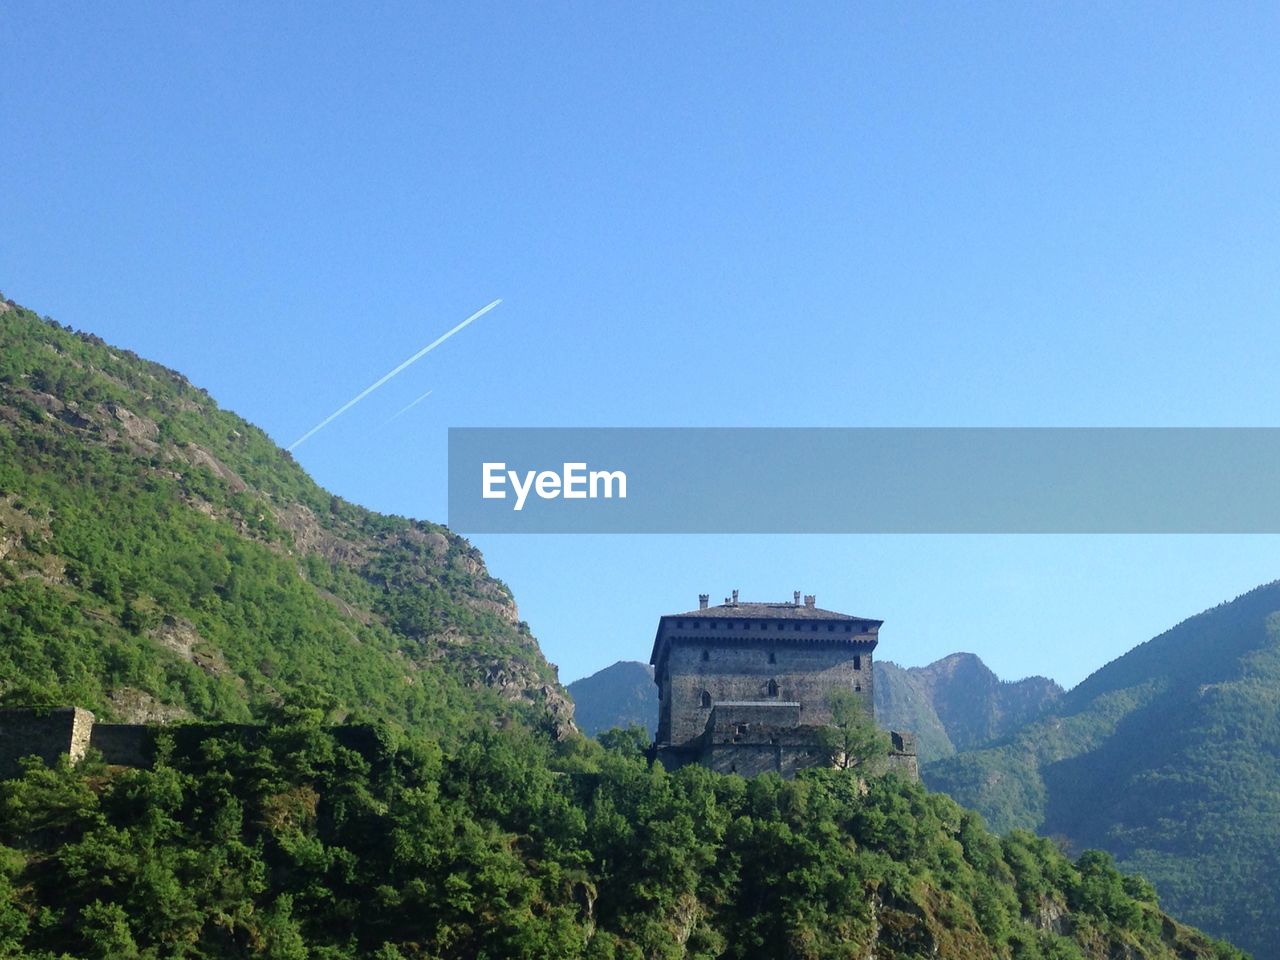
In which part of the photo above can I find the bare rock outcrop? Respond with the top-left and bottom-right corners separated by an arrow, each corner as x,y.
181,444 -> 248,493
274,503 -> 368,565
151,616 -> 233,678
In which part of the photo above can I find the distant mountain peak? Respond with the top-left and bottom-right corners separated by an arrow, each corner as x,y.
567,661 -> 656,738
874,653 -> 1063,764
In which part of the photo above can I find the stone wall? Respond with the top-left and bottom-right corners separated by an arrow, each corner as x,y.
886,731 -> 920,781
658,637 -> 874,747
0,708 -> 383,778
700,702 -> 827,776
89,724 -> 159,768
703,740 -> 828,778
0,707 -> 94,778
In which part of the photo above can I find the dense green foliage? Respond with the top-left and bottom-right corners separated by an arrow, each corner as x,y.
925,581 -> 1280,960
0,302 -> 567,736
0,711 -> 1246,960
818,689 -> 890,771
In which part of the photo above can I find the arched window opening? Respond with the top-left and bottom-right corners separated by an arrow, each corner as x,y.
700,690 -> 712,708
701,649 -> 710,662
767,679 -> 779,697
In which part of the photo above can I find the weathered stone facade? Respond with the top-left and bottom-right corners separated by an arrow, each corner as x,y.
651,592 -> 917,780
699,702 -> 829,777
89,722 -> 160,767
887,730 -> 920,780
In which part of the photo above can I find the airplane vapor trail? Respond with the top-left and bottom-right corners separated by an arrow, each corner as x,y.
387,388 -> 434,423
287,299 -> 501,451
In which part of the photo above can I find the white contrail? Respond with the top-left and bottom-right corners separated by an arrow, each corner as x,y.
386,388 -> 434,423
287,299 -> 501,451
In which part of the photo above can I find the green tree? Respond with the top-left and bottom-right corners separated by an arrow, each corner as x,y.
817,689 -> 890,771
596,726 -> 650,760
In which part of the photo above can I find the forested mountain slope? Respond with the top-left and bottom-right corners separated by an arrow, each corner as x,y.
875,654 -> 1062,764
925,580 -> 1280,960
0,716 -> 1250,960
567,660 -> 657,737
0,295 -> 1254,959
0,298 -> 572,738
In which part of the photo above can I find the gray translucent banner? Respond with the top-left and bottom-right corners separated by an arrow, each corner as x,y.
447,428 -> 1280,533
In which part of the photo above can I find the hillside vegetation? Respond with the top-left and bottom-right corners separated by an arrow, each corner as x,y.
0,295 -> 1254,959
925,581 -> 1280,960
0,300 -> 571,737
0,710 -> 1249,960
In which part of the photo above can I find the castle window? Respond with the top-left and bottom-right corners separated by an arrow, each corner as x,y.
727,621 -> 733,629
855,683 -> 862,692
701,649 -> 710,662
854,655 -> 861,670
701,690 -> 712,708
810,624 -> 818,632
767,679 -> 779,697
828,624 -> 835,632
768,651 -> 776,664
844,624 -> 852,632
678,620 -> 685,629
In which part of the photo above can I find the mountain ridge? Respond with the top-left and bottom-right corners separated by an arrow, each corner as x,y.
875,652 -> 1063,763
925,578 -> 1280,959
566,660 -> 656,737
0,297 -> 574,738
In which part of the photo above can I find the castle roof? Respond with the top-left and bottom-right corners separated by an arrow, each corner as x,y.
650,595 -> 882,667
668,601 -> 873,621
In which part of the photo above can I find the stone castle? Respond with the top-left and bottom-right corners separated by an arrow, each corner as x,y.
650,591 -> 917,779
0,591 -> 916,782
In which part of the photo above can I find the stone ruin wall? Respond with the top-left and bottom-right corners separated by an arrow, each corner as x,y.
0,708 -> 382,778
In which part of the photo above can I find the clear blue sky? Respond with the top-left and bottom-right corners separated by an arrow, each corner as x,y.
4,3 -> 1279,687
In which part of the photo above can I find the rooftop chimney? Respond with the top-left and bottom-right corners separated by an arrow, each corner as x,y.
731,589 -> 739,605
698,594 -> 709,610
804,594 -> 816,608
793,591 -> 801,606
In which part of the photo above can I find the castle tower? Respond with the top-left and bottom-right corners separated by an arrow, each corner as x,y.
649,591 -> 882,776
